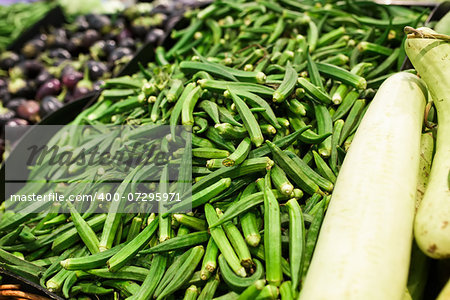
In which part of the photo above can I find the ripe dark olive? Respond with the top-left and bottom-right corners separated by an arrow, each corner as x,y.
75,15 -> 89,31
36,79 -> 61,100
0,78 -> 6,89
0,88 -> 11,104
87,61 -> 108,81
81,29 -> 100,49
40,96 -> 63,117
17,100 -> 40,121
0,107 -> 15,125
0,52 -> 20,70
109,47 -> 133,62
72,85 -> 90,99
5,98 -> 26,111
118,37 -> 135,50
104,40 -> 117,55
62,71 -> 83,90
68,33 -> 84,53
117,29 -> 133,41
20,60 -> 44,78
46,28 -> 68,48
35,70 -> 53,87
6,118 -> 28,127
61,65 -> 76,77
130,24 -> 146,39
22,39 -> 45,58
145,28 -> 165,44
86,14 -> 111,32
49,48 -> 72,60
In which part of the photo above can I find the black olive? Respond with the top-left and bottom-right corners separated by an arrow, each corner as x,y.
118,37 -> 135,50
5,98 -> 26,111
145,28 -> 165,44
22,39 -> 45,58
109,47 -> 133,62
81,29 -> 100,49
68,32 -> 84,54
46,28 -> 68,48
48,48 -> 72,60
75,15 -> 89,31
62,71 -> 83,90
36,79 -> 61,100
61,65 -> 76,77
0,78 -> 6,89
0,52 -> 20,70
40,96 -> 63,117
37,33 -> 48,44
0,88 -> 11,104
85,14 -> 111,33
130,25 -> 147,39
35,70 -> 53,87
72,85 -> 90,99
103,40 -> 117,55
117,29 -> 133,41
0,107 -> 15,125
19,60 -> 44,78
86,61 -> 108,81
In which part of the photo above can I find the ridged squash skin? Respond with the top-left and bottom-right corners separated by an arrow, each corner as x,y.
405,30 -> 450,259
300,72 -> 426,300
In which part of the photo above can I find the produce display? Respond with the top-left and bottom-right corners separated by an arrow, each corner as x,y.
0,3 -> 169,160
1,0 -> 450,300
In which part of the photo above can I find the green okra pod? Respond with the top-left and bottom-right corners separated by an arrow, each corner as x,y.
107,218 -> 159,272
339,99 -> 366,145
228,89 -> 264,147
205,204 -> 246,278
223,137 -> 252,167
198,273 -> 220,300
312,150 -> 337,183
271,164 -> 294,196
263,172 -> 282,287
297,77 -> 332,105
237,279 -> 266,300
173,214 -> 207,231
140,231 -> 209,254
330,119 -> 345,174
201,238 -> 220,280
67,201 -> 99,254
273,62 -> 298,103
266,141 -> 321,195
217,209 -> 252,268
199,100 -> 221,124
156,245 -> 205,300
285,199 -> 305,294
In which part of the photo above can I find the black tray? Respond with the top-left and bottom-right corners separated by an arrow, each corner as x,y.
7,5 -> 66,52
0,269 -> 64,300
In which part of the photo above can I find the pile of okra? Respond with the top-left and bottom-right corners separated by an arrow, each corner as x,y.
0,1 -> 429,299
